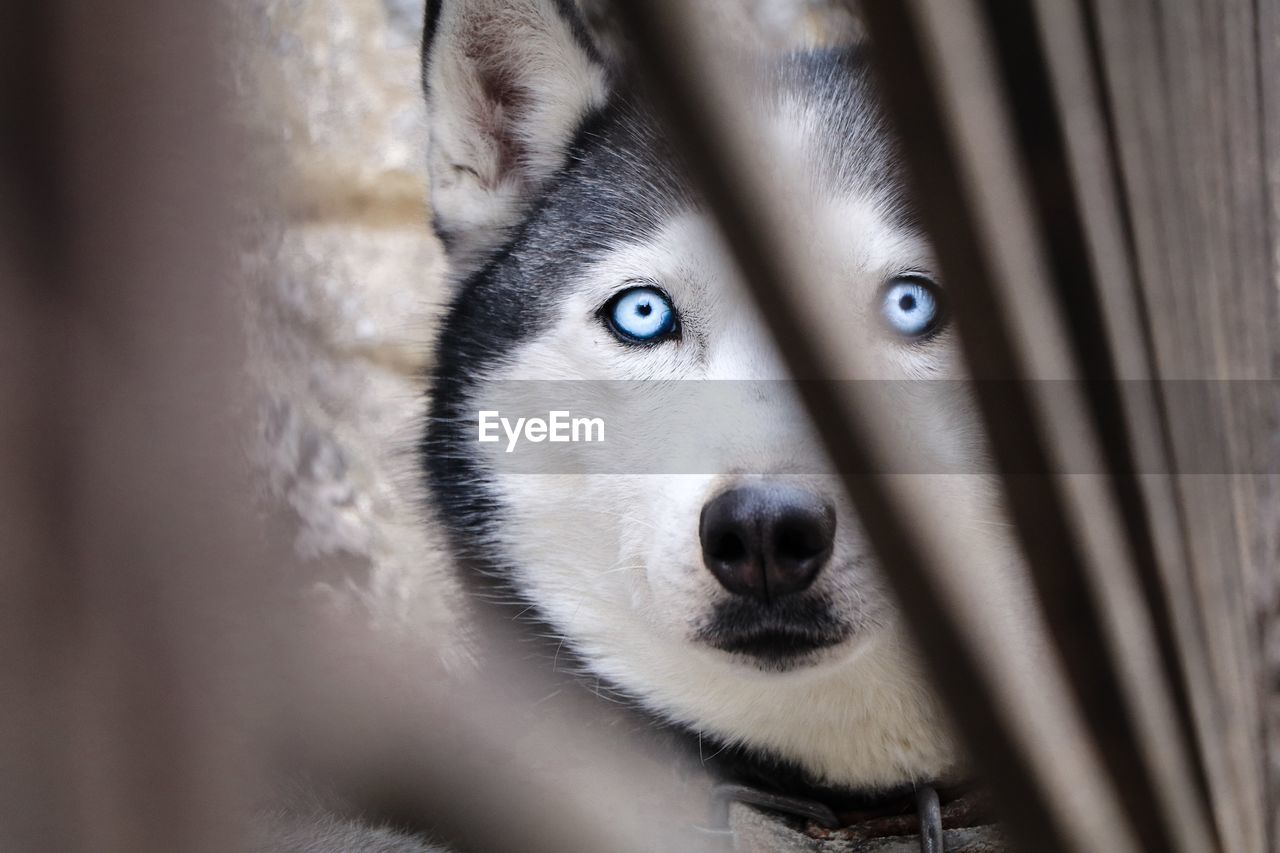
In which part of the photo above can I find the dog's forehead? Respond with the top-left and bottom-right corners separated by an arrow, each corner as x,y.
538,51 -> 912,248
763,51 -> 906,200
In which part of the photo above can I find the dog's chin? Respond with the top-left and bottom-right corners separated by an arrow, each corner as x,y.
695,596 -> 855,673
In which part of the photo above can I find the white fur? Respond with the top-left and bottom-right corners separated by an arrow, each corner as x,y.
424,0 -> 608,277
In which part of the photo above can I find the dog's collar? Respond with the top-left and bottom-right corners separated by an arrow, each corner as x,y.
706,779 -> 1004,851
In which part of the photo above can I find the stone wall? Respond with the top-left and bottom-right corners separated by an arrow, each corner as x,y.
237,0 -> 460,654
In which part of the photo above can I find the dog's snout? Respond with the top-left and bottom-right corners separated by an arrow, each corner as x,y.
699,485 -> 835,602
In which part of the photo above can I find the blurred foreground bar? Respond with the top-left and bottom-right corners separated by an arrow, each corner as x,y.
0,1 -> 250,851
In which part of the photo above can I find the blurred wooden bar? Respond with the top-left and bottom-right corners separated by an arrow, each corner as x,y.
1085,0 -> 1278,849
0,1 -> 251,850
0,6 -> 77,845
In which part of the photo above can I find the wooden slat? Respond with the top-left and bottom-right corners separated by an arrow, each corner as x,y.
0,3 -> 259,851
1024,2 -> 1238,850
1257,0 -> 1280,845
1078,2 -> 1252,847
0,5 -> 77,849
1085,0 -> 1278,849
0,157 -> 79,853
57,1 -> 249,848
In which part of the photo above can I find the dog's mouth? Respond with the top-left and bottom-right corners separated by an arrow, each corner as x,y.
696,596 -> 852,670
714,626 -> 844,660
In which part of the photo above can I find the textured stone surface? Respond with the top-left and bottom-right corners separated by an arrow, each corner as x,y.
240,0 -> 430,221
235,0 -> 463,658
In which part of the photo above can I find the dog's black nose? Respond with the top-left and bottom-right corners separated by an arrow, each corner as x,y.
700,485 -> 835,602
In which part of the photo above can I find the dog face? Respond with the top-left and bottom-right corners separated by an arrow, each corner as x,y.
422,0 -> 1023,788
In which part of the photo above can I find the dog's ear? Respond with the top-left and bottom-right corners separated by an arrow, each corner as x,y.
422,0 -> 609,278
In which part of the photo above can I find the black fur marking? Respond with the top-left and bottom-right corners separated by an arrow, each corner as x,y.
697,594 -> 852,669
420,0 -> 443,90
550,0 -> 606,67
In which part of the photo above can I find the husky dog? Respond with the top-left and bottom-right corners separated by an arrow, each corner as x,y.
421,0 -> 1024,799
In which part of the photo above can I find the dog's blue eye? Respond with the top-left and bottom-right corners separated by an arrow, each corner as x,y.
605,286 -> 677,343
881,276 -> 943,339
